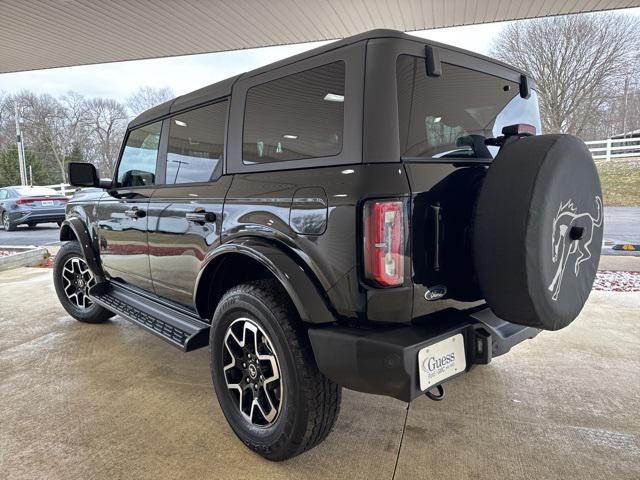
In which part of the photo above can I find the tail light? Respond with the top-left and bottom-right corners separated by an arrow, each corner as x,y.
16,196 -> 67,204
363,199 -> 405,287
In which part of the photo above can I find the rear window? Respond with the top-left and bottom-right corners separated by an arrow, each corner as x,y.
14,186 -> 59,196
243,61 -> 345,164
396,55 -> 541,159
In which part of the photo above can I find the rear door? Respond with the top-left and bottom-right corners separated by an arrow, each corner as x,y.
96,120 -> 162,292
392,47 -> 542,316
147,99 -> 231,307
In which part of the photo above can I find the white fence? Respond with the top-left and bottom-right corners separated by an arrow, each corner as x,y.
44,183 -> 79,196
585,137 -> 640,160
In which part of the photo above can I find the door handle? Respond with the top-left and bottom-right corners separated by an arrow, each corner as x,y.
124,207 -> 146,219
185,210 -> 216,224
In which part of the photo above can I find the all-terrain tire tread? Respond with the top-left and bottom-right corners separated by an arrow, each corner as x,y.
214,279 -> 341,460
53,241 -> 114,324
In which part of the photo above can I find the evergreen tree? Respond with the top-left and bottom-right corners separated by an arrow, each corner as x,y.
0,145 -> 49,187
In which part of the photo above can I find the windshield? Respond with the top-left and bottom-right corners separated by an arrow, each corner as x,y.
14,186 -> 59,196
397,55 -> 541,159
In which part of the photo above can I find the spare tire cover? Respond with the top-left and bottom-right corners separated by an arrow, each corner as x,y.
474,134 -> 603,330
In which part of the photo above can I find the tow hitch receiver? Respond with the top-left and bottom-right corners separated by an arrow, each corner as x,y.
425,384 -> 445,401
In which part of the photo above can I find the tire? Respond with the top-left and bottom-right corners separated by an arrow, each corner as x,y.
2,212 -> 16,231
210,280 -> 341,461
474,134 -> 603,331
53,241 -> 114,323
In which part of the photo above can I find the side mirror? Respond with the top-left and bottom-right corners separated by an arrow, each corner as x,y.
68,162 -> 99,188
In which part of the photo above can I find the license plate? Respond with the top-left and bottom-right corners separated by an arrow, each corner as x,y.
41,200 -> 54,206
418,334 -> 466,391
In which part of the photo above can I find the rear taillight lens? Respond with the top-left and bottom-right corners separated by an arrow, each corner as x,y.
363,199 -> 405,287
16,198 -> 34,205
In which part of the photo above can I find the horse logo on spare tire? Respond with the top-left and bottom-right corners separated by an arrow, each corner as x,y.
548,196 -> 603,301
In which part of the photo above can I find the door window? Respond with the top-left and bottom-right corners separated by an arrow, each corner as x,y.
166,101 -> 227,184
116,121 -> 162,187
0,190 -> 7,200
243,61 -> 345,164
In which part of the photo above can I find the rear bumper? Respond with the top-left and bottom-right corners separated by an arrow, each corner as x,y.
10,209 -> 65,224
308,307 -> 539,402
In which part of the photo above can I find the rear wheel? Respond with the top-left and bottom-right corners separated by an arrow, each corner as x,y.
210,280 -> 341,461
2,212 -> 16,231
53,241 -> 114,323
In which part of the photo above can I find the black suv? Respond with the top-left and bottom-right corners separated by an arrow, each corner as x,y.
54,30 -> 603,461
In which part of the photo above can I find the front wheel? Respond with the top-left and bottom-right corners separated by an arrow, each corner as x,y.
53,241 -> 114,323
210,280 -> 341,461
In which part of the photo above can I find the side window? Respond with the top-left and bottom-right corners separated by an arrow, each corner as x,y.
243,61 -> 345,164
166,100 -> 227,184
116,121 -> 162,187
0,190 -> 7,200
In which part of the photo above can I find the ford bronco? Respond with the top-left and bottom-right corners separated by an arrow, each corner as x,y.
54,30 -> 603,461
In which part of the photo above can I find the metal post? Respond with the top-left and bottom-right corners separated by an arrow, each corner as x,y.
29,164 -> 33,186
14,104 -> 27,186
605,138 -> 612,161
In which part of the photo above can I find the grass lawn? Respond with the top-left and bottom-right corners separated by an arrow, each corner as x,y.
596,158 -> 640,207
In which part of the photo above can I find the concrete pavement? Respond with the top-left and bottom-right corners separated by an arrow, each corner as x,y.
0,267 -> 639,480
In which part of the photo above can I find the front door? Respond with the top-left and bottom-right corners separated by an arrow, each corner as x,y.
147,100 -> 231,307
97,120 -> 162,292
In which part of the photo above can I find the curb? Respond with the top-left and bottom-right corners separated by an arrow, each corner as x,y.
612,244 -> 640,251
0,246 -> 49,272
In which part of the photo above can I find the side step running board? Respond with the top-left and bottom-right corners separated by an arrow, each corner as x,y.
90,282 -> 210,352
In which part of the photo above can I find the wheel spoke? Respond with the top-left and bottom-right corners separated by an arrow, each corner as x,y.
222,317 -> 283,427
61,256 -> 95,310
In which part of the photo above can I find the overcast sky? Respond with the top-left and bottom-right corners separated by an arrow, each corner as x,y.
1,8 -> 638,101
0,22 -> 511,101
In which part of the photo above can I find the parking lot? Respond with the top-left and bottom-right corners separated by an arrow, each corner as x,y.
0,222 -> 61,247
0,266 -> 638,480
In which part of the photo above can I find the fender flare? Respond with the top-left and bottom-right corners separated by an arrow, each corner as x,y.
196,238 -> 336,324
59,217 -> 105,282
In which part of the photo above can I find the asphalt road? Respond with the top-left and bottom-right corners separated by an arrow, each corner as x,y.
604,207 -> 640,244
0,222 -> 61,246
0,208 -> 638,252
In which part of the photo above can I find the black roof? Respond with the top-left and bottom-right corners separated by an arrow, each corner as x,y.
129,29 -> 528,128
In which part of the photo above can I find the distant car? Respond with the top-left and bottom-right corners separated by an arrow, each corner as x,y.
0,186 -> 68,231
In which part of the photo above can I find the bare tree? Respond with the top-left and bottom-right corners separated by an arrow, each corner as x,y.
491,12 -> 640,138
0,91 -> 12,148
126,86 -> 175,117
16,92 -> 87,183
84,98 -> 128,176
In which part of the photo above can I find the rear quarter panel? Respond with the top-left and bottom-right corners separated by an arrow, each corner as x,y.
223,163 -> 411,321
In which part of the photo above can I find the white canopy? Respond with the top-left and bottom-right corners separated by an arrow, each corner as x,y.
1,0 -> 638,73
